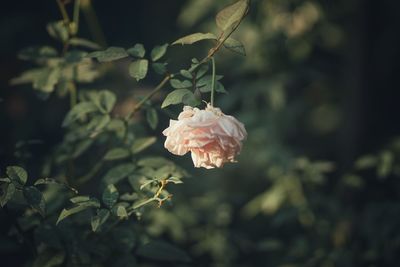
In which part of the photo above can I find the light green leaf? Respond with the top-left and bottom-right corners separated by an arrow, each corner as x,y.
87,114 -> 111,134
93,90 -> 117,113
151,44 -> 168,61
172,32 -> 217,45
104,148 -> 130,161
152,63 -> 167,75
56,199 -> 100,224
127,43 -> 145,58
103,164 -> 136,185
68,38 -> 102,50
70,196 -> 90,203
131,137 -> 157,154
355,155 -> 377,170
34,178 -> 78,194
129,59 -> 149,81
62,102 -> 98,127
223,37 -> 246,56
116,205 -> 128,219
33,67 -> 61,93
91,209 -> 110,232
0,183 -> 16,207
23,186 -> 46,216
136,241 -> 191,263
215,0 -> 249,32
182,91 -> 201,106
6,166 -> 28,185
88,47 -> 128,62
72,139 -> 94,158
47,21 -> 69,42
170,79 -> 192,89
161,89 -> 192,108
102,184 -> 119,208
32,250 -> 65,267
180,69 -> 192,79
146,108 -> 158,130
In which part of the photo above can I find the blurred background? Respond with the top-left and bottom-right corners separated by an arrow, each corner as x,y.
1,0 -> 400,266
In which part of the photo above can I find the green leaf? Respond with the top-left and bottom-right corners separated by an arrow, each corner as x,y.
129,59 -> 149,81
72,139 -> 94,158
196,64 -> 209,79
62,102 -> 98,127
182,91 -> 201,106
224,37 -> 246,56
33,67 -> 61,93
6,166 -> 28,185
116,205 -> 128,219
136,241 -> 191,263
377,150 -> 394,178
102,184 -> 119,208
151,44 -> 168,61
197,74 -> 223,87
172,32 -> 217,45
56,199 -> 100,224
215,0 -> 249,32
93,90 -> 117,113
170,79 -> 192,89
70,196 -> 90,203
199,81 -> 227,94
127,43 -> 145,58
68,38 -> 102,50
47,21 -> 69,42
131,137 -> 157,154
23,186 -> 46,216
104,148 -> 130,161
88,47 -> 128,62
34,178 -> 78,194
87,114 -> 111,134
18,46 -> 58,61
146,108 -> 158,130
32,250 -> 65,267
152,63 -> 167,75
91,209 -> 110,232
355,155 -> 377,170
0,183 -> 16,207
161,89 -> 192,108
180,69 -> 193,79
103,164 -> 136,185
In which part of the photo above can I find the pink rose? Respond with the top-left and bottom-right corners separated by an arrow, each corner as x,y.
162,105 -> 247,169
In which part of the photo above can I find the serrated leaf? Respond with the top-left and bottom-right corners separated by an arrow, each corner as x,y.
0,183 -> 16,207
88,47 -> 128,62
23,186 -> 46,216
91,209 -> 110,232
216,0 -> 249,32
224,37 -> 246,56
172,32 -> 217,45
180,69 -> 193,79
68,38 -> 102,50
104,148 -> 130,161
152,63 -> 167,75
146,108 -> 158,130
103,164 -> 136,185
6,166 -> 28,185
129,59 -> 148,81
170,79 -> 192,89
136,241 -> 191,263
131,137 -> 157,154
127,43 -> 145,58
47,21 -> 69,42
161,89 -> 192,108
151,44 -> 168,61
56,200 -> 100,224
102,184 -> 119,208
62,102 -> 98,127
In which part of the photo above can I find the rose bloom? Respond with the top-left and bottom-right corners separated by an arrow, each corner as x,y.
162,105 -> 247,169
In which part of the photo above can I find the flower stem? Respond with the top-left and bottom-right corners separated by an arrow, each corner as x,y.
211,57 -> 216,106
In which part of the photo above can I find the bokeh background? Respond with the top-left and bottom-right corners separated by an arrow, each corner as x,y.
1,0 -> 400,266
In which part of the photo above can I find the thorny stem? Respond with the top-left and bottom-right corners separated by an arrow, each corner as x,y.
211,57 -> 216,106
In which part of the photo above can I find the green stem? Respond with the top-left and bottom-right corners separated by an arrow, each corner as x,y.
125,74 -> 172,120
69,82 -> 77,108
56,0 -> 70,23
211,57 -> 216,106
72,0 -> 81,35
